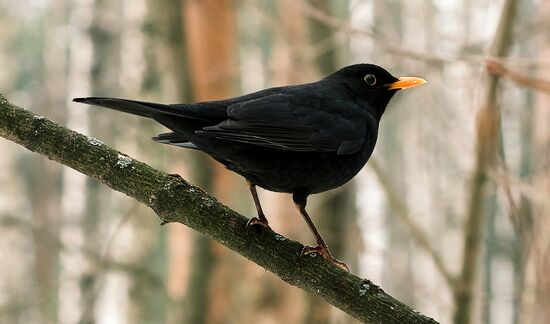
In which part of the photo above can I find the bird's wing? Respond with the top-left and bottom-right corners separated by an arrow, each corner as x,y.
197,93 -> 371,155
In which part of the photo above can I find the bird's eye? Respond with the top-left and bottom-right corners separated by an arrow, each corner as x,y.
364,74 -> 377,85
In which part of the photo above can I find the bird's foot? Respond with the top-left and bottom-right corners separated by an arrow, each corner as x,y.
246,216 -> 270,230
301,245 -> 349,272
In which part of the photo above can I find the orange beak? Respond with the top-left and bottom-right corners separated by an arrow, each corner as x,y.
387,77 -> 427,90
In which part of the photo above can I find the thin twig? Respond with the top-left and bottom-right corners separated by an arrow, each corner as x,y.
486,60 -> 550,92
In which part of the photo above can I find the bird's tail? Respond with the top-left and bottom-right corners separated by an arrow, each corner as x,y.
72,97 -> 183,119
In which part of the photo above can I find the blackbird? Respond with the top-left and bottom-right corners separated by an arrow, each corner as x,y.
74,64 -> 426,271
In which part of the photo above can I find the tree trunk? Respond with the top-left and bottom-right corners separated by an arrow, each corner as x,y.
27,0 -> 71,321
453,0 -> 519,323
80,0 -> 123,322
183,0 -> 238,322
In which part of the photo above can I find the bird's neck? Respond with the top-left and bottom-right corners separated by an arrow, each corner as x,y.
358,97 -> 391,122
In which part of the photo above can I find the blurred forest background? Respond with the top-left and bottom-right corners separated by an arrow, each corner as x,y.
1,0 -> 549,323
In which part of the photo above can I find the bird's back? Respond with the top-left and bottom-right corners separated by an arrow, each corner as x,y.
159,83 -> 379,194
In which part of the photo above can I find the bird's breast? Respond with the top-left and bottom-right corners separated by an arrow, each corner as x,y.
223,142 -> 376,195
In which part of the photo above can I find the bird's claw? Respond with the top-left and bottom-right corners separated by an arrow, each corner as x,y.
246,217 -> 270,230
301,245 -> 349,272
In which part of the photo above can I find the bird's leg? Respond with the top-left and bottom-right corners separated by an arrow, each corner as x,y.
246,180 -> 270,229
292,192 -> 349,271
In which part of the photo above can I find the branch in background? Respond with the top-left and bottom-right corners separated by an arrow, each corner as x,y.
0,96 -> 437,323
294,0 -> 549,68
369,160 -> 456,288
454,0 -> 519,323
486,60 -> 550,93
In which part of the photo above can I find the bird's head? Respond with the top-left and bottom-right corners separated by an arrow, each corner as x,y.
325,64 -> 426,119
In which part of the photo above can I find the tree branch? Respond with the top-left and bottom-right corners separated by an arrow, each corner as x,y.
486,60 -> 550,93
0,94 -> 437,323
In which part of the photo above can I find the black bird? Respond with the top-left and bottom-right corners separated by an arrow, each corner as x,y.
74,64 -> 426,271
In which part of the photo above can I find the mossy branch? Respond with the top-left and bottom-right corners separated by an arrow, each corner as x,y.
0,94 -> 437,324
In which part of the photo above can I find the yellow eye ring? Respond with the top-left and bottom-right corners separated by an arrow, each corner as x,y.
364,74 -> 376,85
